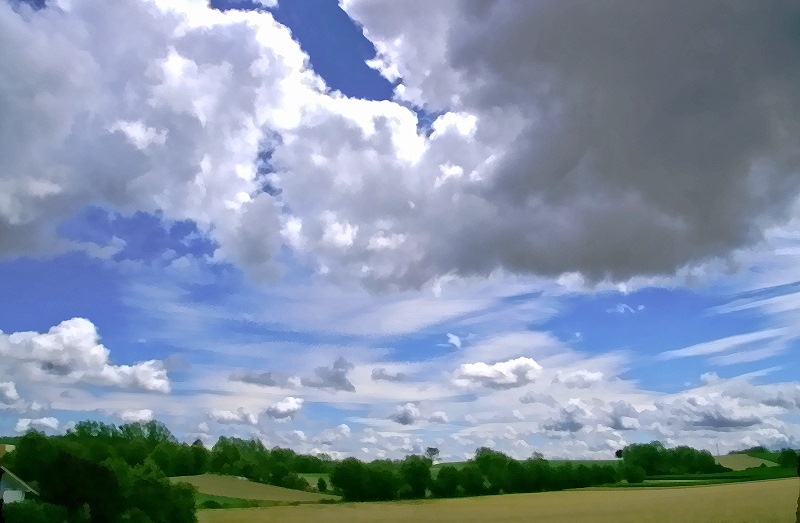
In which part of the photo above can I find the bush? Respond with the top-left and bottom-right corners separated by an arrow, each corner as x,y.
317,477 -> 328,492
777,448 -> 797,468
3,499 -> 71,523
199,500 -> 224,509
623,464 -> 646,484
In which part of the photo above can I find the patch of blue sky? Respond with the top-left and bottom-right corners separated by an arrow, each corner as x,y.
211,0 -> 395,101
58,206 -> 215,264
0,253 -> 121,334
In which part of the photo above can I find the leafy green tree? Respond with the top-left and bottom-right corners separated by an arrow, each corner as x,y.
778,448 -> 798,468
317,477 -> 328,492
425,447 -> 439,462
622,463 -> 646,484
473,448 -> 510,493
399,455 -> 432,498
38,449 -> 125,522
431,465 -> 460,498
331,458 -> 368,501
2,500 -> 71,523
458,463 -> 485,496
366,462 -> 401,501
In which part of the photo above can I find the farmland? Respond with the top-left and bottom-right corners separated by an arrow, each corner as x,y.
198,478 -> 800,523
171,474 -> 339,503
715,453 -> 779,471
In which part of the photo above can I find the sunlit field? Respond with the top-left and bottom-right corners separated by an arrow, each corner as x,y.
715,454 -> 779,471
198,478 -> 800,523
171,474 -> 338,503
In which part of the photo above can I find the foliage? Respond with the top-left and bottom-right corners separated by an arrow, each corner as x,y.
430,465 -> 460,498
622,463 -> 646,483
425,447 -> 439,462
330,458 -> 402,502
619,442 -> 729,476
399,455 -> 432,498
776,448 -> 797,468
3,426 -> 196,523
317,477 -> 328,492
2,499 -> 72,523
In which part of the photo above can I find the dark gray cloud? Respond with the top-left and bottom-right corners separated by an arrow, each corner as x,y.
230,370 -> 298,388
689,412 -> 762,430
301,356 -> 356,392
542,400 -> 593,433
337,0 -> 800,286
519,391 -> 556,406
371,367 -> 409,382
606,401 -> 640,431
389,402 -> 421,425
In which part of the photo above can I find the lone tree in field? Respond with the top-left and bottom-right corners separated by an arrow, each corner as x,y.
317,477 -> 327,492
425,447 -> 439,463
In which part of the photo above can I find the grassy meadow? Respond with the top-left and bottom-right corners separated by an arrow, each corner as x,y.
171,474 -> 339,503
715,453 -> 779,471
198,478 -> 800,523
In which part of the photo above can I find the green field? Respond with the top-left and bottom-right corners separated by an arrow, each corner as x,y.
197,478 -> 800,523
744,451 -> 784,464
298,472 -> 331,486
715,453 -> 780,471
171,474 -> 339,503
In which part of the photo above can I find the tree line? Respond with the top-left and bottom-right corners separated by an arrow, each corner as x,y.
330,447 -> 621,502
0,419 -> 334,522
615,441 -> 730,479
2,417 -> 757,519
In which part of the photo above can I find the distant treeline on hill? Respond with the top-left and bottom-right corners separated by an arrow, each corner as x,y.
725,445 -> 799,468
2,418 -> 769,520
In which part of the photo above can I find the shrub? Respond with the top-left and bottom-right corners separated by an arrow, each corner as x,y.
3,499 -> 71,523
623,464 -> 646,484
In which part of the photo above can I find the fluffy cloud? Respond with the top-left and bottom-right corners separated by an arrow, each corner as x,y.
543,399 -> 595,434
553,370 -> 605,389
207,408 -> 258,426
117,409 -> 154,424
519,392 -> 557,406
656,393 -> 768,431
0,0 -> 317,277
314,424 -> 351,445
389,403 -> 421,425
301,357 -> 355,392
0,381 -> 20,405
429,411 -> 449,424
0,318 -> 169,392
15,416 -> 59,433
7,1 -> 800,291
265,396 -> 304,419
453,357 -> 542,389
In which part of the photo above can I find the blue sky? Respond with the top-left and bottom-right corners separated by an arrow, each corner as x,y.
1,0 -> 799,460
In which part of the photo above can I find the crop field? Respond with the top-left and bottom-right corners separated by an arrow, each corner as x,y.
198,478 -> 800,523
170,474 -> 339,503
299,472 -> 331,486
715,453 -> 779,471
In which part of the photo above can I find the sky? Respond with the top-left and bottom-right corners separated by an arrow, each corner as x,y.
1,0 -> 799,462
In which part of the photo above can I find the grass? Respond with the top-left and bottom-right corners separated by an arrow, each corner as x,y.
743,451 -> 783,464
197,477 -> 800,523
716,453 -> 779,471
298,472 -> 331,487
170,474 -> 339,503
